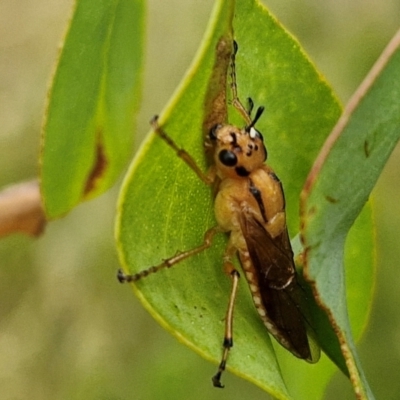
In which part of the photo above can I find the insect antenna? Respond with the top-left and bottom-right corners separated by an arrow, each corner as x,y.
246,106 -> 265,131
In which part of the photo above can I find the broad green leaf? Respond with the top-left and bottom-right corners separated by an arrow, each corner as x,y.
41,0 -> 145,218
117,0 -> 374,398
301,30 -> 400,399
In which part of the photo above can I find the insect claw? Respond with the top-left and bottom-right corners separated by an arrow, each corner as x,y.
117,269 -> 128,283
211,372 -> 225,389
150,115 -> 159,127
212,358 -> 227,388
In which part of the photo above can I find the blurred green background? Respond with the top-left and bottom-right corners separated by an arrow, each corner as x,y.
1,0 -> 399,399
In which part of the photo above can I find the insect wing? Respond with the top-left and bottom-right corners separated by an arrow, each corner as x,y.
240,214 -> 320,363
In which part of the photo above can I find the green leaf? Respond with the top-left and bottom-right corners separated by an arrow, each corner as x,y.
117,0 -> 375,398
301,31 -> 400,399
41,0 -> 145,218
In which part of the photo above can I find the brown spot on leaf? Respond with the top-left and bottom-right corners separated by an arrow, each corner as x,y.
308,205 -> 317,216
203,37 -> 233,164
364,139 -> 371,158
325,195 -> 339,204
84,131 -> 108,195
203,38 -> 232,131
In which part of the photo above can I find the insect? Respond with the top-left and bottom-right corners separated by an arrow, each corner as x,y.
118,41 -> 320,388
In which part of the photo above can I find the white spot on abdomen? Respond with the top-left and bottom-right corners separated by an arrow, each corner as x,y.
257,308 -> 266,317
249,284 -> 258,293
245,271 -> 254,281
253,295 -> 261,305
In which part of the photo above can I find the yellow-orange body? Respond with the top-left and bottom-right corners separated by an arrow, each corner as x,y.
215,165 -> 285,244
209,122 -> 318,361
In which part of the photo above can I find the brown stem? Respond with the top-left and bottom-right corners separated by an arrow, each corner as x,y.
0,180 -> 46,238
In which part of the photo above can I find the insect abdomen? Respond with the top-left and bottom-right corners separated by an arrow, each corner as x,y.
238,251 -> 285,340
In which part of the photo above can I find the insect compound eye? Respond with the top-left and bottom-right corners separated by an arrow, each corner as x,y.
249,127 -> 263,141
219,149 -> 237,167
209,124 -> 222,141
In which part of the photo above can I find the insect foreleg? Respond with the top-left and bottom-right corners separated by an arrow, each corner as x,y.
212,244 -> 241,388
229,41 -> 251,125
118,226 -> 220,283
229,43 -> 265,130
150,116 -> 214,185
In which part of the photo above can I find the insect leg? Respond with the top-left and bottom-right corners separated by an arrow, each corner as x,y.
150,116 -> 214,185
212,245 -> 241,388
229,43 -> 265,129
229,41 -> 252,125
118,226 -> 220,283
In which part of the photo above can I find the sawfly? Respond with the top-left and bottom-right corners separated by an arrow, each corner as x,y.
118,40 -> 320,388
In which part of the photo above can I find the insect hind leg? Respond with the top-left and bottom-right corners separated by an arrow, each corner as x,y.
118,226 -> 220,283
212,257 -> 241,388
